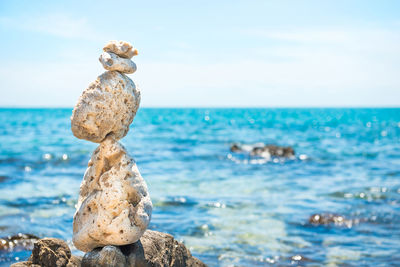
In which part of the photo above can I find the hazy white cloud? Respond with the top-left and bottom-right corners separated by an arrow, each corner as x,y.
1,20 -> 399,107
2,38 -> 399,107
134,26 -> 400,106
242,26 -> 400,53
0,14 -> 102,40
136,56 -> 399,107
244,28 -> 352,43
0,60 -> 102,107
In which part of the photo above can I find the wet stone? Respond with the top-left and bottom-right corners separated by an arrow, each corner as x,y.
0,233 -> 39,251
308,213 -> 357,227
230,143 -> 295,158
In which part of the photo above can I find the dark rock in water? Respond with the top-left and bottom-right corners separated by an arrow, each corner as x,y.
10,238 -> 81,267
290,254 -> 312,263
251,145 -> 294,158
0,233 -> 39,251
309,213 -> 356,227
230,143 -> 295,158
82,230 -> 206,267
230,143 -> 241,153
0,175 -> 8,182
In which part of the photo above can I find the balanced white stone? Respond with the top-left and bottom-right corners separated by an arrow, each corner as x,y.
71,71 -> 140,143
99,52 -> 137,74
73,137 -> 152,252
103,40 -> 138,59
71,41 -> 152,252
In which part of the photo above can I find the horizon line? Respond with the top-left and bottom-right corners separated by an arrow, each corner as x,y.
1,105 -> 400,109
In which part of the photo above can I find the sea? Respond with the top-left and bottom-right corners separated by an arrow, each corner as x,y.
0,108 -> 399,266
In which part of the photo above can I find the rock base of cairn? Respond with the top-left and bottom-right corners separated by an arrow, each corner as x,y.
11,230 -> 206,267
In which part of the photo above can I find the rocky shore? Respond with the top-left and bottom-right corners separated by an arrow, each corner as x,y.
11,230 -> 206,267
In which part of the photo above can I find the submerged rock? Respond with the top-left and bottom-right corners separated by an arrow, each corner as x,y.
73,136 -> 152,252
230,143 -> 295,158
0,233 -> 39,251
229,143 -> 241,153
289,254 -> 313,264
251,145 -> 295,158
309,213 -> 357,227
10,238 -> 81,267
82,230 -> 206,267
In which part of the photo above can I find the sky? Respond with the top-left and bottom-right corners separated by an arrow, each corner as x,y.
0,0 -> 399,107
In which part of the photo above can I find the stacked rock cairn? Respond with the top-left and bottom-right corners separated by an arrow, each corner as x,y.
71,41 -> 152,253
10,40 -> 206,267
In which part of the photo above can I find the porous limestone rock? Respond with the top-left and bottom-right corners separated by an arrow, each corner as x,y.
103,40 -> 138,59
73,136 -> 152,252
99,52 -> 137,74
71,71 -> 140,143
71,40 -> 152,255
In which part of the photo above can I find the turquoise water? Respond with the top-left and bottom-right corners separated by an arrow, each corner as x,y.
0,108 -> 400,266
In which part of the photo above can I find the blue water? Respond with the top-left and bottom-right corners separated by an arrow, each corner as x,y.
0,108 -> 400,266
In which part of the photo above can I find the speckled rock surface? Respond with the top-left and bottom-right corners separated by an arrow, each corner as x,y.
103,40 -> 138,59
71,40 -> 152,254
71,71 -> 140,143
99,52 -> 137,74
73,137 -> 152,252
